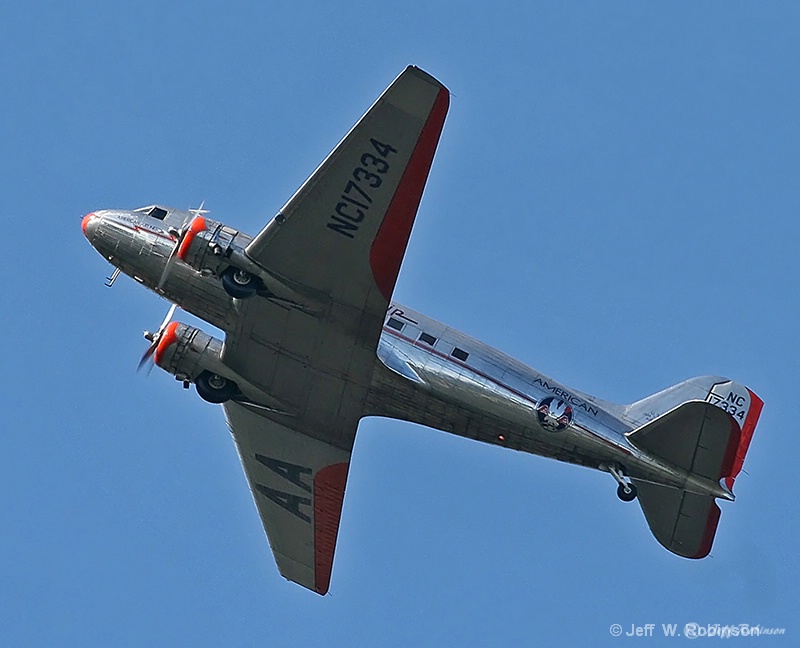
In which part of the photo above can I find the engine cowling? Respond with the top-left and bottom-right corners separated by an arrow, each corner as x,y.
154,322 -> 224,382
175,216 -> 253,278
154,322 -> 243,403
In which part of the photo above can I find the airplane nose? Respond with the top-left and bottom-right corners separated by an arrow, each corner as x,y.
82,212 -> 98,241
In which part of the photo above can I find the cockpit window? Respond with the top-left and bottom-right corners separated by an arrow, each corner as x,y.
133,205 -> 169,220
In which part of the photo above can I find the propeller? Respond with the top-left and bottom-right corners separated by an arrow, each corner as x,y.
156,201 -> 209,291
137,302 -> 178,372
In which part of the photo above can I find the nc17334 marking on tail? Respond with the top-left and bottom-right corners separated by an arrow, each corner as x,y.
327,138 -> 397,239
707,389 -> 747,421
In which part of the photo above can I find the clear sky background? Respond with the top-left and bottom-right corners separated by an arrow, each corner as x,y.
1,2 -> 796,645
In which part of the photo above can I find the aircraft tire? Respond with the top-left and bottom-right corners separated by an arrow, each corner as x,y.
617,483 -> 638,502
195,371 -> 238,404
221,266 -> 260,299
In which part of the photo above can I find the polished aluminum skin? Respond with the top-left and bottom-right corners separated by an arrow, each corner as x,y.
82,206 -> 735,502
80,70 -> 761,579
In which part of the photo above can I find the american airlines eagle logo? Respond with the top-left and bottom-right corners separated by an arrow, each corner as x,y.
537,397 -> 573,432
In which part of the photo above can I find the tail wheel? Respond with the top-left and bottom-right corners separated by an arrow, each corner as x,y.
195,371 -> 238,403
617,482 -> 638,502
221,266 -> 261,299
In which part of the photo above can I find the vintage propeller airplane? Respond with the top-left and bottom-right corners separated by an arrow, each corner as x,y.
81,66 -> 763,595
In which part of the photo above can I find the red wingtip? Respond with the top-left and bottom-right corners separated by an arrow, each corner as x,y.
313,462 -> 349,595
369,86 -> 450,302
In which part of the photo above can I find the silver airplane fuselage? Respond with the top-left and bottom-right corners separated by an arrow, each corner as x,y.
82,206 -> 732,502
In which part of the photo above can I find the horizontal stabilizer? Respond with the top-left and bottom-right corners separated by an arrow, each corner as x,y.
633,480 -> 721,558
627,401 -> 738,482
625,378 -> 763,491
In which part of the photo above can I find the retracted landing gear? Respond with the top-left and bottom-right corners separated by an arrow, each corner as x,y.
195,370 -> 239,404
606,463 -> 638,502
220,266 -> 263,299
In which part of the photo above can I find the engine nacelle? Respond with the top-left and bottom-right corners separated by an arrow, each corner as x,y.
154,322 -> 225,382
154,322 -> 244,403
175,216 -> 253,278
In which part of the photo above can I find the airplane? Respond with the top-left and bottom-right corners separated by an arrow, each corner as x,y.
81,66 -> 763,595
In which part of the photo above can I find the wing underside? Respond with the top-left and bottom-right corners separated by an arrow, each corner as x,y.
224,401 -> 352,594
245,65 -> 449,308
218,67 -> 449,594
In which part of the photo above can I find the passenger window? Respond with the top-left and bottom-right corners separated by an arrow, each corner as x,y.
451,347 -> 469,362
386,317 -> 404,331
419,332 -> 437,345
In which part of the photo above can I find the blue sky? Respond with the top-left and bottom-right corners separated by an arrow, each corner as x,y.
1,1 -> 796,645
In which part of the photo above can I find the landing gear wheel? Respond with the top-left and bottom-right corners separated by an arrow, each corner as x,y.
195,371 -> 238,404
617,482 -> 638,502
607,463 -> 637,502
221,266 -> 261,299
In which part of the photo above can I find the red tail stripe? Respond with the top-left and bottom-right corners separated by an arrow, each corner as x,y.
313,462 -> 349,595
177,216 -> 207,261
724,388 -> 764,491
369,86 -> 449,301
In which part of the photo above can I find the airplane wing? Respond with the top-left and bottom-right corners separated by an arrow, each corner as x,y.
246,65 -> 450,309
219,67 -> 449,593
223,401 -> 350,595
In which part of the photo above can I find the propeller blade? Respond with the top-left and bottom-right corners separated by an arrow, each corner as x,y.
136,302 -> 178,373
158,302 -> 178,330
137,343 -> 157,372
189,200 -> 207,218
156,214 -> 191,291
156,249 -> 179,290
155,203 -> 206,292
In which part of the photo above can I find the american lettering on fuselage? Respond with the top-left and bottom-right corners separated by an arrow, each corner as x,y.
80,66 -> 763,596
532,377 -> 600,417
